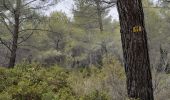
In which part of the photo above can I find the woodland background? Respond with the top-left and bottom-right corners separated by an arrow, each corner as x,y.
0,0 -> 170,100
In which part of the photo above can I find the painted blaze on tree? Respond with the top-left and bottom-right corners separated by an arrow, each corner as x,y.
117,0 -> 154,100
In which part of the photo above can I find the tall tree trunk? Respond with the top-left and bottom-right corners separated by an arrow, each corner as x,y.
8,0 -> 20,68
95,0 -> 103,32
117,0 -> 154,100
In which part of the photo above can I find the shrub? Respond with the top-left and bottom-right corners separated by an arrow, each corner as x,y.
0,63 -> 76,100
80,90 -> 109,100
68,57 -> 126,100
1,58 -> 169,100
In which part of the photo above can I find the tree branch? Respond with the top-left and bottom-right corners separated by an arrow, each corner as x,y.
0,38 -> 12,51
0,16 -> 13,34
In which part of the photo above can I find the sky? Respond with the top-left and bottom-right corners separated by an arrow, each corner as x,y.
47,0 -> 119,20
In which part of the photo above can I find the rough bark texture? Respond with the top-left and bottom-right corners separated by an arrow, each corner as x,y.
117,0 -> 154,100
8,0 -> 20,68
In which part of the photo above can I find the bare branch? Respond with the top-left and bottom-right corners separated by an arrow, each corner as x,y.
101,0 -> 117,4
26,3 -> 55,10
18,28 -> 58,33
0,12 -> 14,25
0,16 -> 13,34
23,0 -> 38,7
18,27 -> 64,44
2,0 -> 14,13
0,38 -> 12,51
101,3 -> 116,10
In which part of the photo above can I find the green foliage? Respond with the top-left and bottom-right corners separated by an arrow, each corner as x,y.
0,58 -> 127,100
68,57 -> 126,100
0,63 -> 76,100
0,57 -> 170,100
81,90 -> 109,100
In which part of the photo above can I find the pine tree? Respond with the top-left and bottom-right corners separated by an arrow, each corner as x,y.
117,0 -> 154,99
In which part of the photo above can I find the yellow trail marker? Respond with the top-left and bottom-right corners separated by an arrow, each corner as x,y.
133,26 -> 142,32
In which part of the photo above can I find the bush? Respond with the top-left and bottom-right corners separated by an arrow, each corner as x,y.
0,63 -> 76,100
2,58 -> 169,100
68,57 -> 126,100
0,58 -> 126,100
80,90 -> 109,100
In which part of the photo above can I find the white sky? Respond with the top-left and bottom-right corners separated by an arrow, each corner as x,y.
47,0 -> 119,20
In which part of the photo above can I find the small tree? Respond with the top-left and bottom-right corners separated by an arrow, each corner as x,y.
0,0 -> 58,68
73,0 -> 116,32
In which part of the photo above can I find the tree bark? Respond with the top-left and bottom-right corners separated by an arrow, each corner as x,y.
117,0 -> 154,100
8,0 -> 20,68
